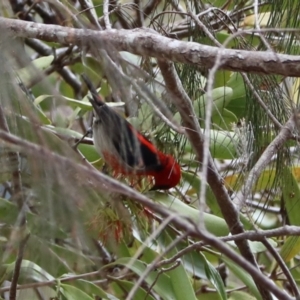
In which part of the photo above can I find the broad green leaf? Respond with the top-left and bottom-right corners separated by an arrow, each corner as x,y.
194,87 -> 233,118
280,236 -> 300,263
44,125 -> 84,139
212,108 -> 238,130
156,229 -> 224,299
181,130 -> 239,160
128,239 -> 157,264
111,279 -> 155,300
201,252 -> 227,300
35,95 -> 92,110
280,166 -> 300,261
169,263 -> 197,300
229,291 -> 257,300
227,74 -> 245,100
17,56 -> 54,85
226,73 -> 246,118
4,260 -> 54,284
9,115 -> 77,156
181,248 -> 207,279
207,130 -> 238,159
71,279 -> 119,300
43,126 -> 100,162
60,283 -> 94,300
282,166 -> 300,226
79,144 -> 101,162
214,70 -> 231,88
223,257 -> 261,300
153,192 -> 229,236
107,257 -> 177,299
35,94 -> 124,112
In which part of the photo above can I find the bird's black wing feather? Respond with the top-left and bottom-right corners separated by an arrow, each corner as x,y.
101,107 -> 162,171
83,74 -> 162,171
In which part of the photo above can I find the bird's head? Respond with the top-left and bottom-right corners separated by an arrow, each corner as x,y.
151,154 -> 181,190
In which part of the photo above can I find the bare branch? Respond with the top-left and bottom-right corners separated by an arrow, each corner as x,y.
9,234 -> 30,300
0,105 -> 29,300
0,129 -> 292,299
157,59 -> 272,299
233,116 -> 294,209
103,0 -> 112,29
0,269 -> 106,294
262,238 -> 300,299
2,17 -> 300,77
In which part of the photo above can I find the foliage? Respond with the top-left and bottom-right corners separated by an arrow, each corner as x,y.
0,0 -> 299,299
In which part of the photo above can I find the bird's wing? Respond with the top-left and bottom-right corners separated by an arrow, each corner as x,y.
82,74 -> 163,172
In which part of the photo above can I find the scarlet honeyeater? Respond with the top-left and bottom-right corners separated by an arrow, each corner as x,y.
82,75 -> 181,190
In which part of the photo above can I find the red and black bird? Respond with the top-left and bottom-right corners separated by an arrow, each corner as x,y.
82,75 -> 181,190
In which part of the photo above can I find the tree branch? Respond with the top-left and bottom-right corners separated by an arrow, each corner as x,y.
0,129 -> 292,300
157,59 -> 273,299
233,116 -> 294,209
1,17 -> 300,77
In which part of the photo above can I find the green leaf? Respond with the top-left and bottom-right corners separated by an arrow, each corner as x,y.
181,248 -> 207,279
5,260 -> 54,283
194,86 -> 233,117
106,257 -> 177,299
282,166 -> 300,226
17,56 -> 54,85
73,279 -> 119,300
111,279 -> 155,300
207,130 -> 238,159
280,236 -> 300,263
212,108 -> 238,130
223,257 -> 261,300
201,252 -> 227,300
35,95 -> 92,110
226,73 -> 246,118
153,192 -> 229,236
280,166 -> 300,260
169,263 -> 197,300
60,283 -> 94,300
229,291 -> 257,300
180,130 -> 239,159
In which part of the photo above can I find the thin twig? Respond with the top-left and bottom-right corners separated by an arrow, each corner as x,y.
158,59 -> 272,299
0,129 -> 292,300
99,50 -> 184,133
0,105 -> 29,300
126,233 -> 187,300
262,237 -> 300,299
103,0 -> 111,29
233,116 -> 294,209
77,0 -> 102,29
0,269 -> 106,293
241,73 -> 282,129
186,4 -> 222,47
157,225 -> 300,269
9,234 -> 30,300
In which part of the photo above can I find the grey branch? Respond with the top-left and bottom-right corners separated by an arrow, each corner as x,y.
1,17 -> 300,77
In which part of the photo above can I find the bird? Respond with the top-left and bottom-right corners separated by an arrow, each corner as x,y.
81,75 -> 181,190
